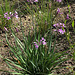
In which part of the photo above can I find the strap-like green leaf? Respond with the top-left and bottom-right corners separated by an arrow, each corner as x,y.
72,20 -> 74,28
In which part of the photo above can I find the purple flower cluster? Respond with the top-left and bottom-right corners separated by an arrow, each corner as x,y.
33,37 -> 46,49
53,23 -> 66,34
27,0 -> 38,3
4,11 -> 18,20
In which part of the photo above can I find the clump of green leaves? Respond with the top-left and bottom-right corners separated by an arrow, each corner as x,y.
0,22 -> 71,74
0,0 -> 73,75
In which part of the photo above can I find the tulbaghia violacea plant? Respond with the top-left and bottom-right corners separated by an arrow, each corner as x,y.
0,28 -> 70,75
0,0 -> 71,75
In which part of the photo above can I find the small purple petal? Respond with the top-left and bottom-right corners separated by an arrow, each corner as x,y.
56,0 -> 62,2
60,12 -> 63,14
10,14 -> 13,17
9,12 -> 12,14
34,0 -> 38,2
42,41 -> 46,45
9,12 -> 13,17
34,43 -> 39,49
66,14 -> 69,19
7,17 -> 11,20
59,23 -> 66,28
35,45 -> 39,49
53,23 -> 59,27
4,12 -> 8,15
4,27 -> 8,31
57,8 -> 60,14
33,42 -> 37,44
16,28 -> 18,32
54,29 -> 57,31
36,39 -> 38,43
41,37 -> 46,41
53,24 -> 56,27
4,15 -> 7,18
15,11 -> 18,14
4,12 -> 8,18
15,15 -> 18,19
62,23 -> 66,28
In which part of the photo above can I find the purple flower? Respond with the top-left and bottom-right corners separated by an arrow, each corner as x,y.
16,28 -> 18,32
54,29 -> 57,31
60,12 -> 63,14
53,23 -> 59,27
57,8 -> 63,15
14,11 -> 18,19
33,37 -> 46,49
15,15 -> 18,19
9,12 -> 12,14
66,14 -> 69,19
9,12 -> 13,17
41,38 -> 46,45
58,29 -> 65,34
4,14 -> 7,18
33,42 -> 39,49
56,0 -> 62,2
35,44 -> 39,49
15,11 -> 18,14
62,23 -> 66,28
4,12 -> 8,18
41,37 -> 46,41
36,39 -> 38,42
57,8 -> 60,14
42,41 -> 46,45
7,17 -> 11,20
4,27 -> 8,31
59,23 -> 66,28
34,0 -> 38,2
4,12 -> 8,15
